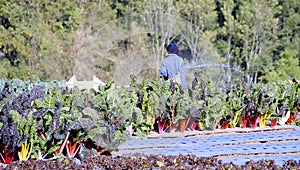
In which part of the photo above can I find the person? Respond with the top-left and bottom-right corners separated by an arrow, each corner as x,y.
160,43 -> 188,88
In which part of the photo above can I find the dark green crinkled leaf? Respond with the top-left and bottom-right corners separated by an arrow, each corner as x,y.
70,119 -> 97,131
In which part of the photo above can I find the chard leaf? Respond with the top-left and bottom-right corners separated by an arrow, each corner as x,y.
82,107 -> 101,120
9,110 -> 22,122
86,122 -> 124,151
70,119 -> 97,131
44,110 -> 54,126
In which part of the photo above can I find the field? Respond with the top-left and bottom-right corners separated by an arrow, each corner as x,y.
0,78 -> 299,169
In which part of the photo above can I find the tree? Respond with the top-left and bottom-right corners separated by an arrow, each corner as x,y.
264,50 -> 300,81
178,0 -> 219,65
216,0 -> 237,87
0,0 -> 82,81
264,0 -> 300,81
235,0 -> 279,83
216,0 -> 280,84
0,0 -> 40,79
68,0 -> 117,81
112,35 -> 155,85
0,0 -> 298,83
143,0 -> 183,78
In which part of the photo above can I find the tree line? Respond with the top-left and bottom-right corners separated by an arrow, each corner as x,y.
0,0 -> 299,86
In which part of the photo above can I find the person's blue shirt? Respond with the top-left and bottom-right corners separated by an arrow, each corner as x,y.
160,53 -> 188,88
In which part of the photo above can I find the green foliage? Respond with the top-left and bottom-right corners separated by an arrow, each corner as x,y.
0,0 -> 82,81
112,0 -> 145,17
10,110 -> 36,161
0,76 -> 299,164
203,82 -> 227,129
151,78 -> 175,121
264,50 -> 300,81
0,0 -> 299,83
178,0 -> 218,63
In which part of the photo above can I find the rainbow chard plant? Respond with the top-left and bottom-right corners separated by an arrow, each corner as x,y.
174,87 -> 204,132
133,78 -> 159,136
245,85 -> 261,128
32,85 -> 79,159
202,81 -> 227,130
190,78 -> 208,131
12,86 -> 45,161
10,110 -> 36,162
227,81 -> 247,128
75,80 -> 128,156
256,87 -> 271,128
0,117 -> 19,164
62,119 -> 97,159
109,77 -> 154,138
286,80 -> 300,124
81,110 -> 126,157
0,84 -> 45,164
37,102 -> 71,158
0,87 -> 19,165
151,78 -> 176,134
274,81 -> 297,125
204,92 -> 227,130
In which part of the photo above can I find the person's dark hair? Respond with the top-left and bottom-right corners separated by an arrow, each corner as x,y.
166,43 -> 180,54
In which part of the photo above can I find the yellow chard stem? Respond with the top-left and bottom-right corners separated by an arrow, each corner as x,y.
26,137 -> 33,160
18,137 -> 33,161
18,141 -> 28,161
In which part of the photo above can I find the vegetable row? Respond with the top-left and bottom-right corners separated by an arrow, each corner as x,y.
0,77 -> 299,164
